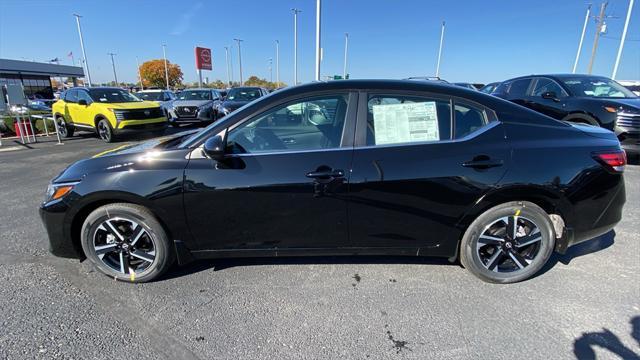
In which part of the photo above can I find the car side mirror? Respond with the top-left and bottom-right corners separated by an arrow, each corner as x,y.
202,134 -> 226,160
78,99 -> 88,106
541,91 -> 559,102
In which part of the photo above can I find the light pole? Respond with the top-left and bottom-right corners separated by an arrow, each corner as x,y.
343,33 -> 349,79
268,58 -> 273,83
572,5 -> 591,74
314,0 -> 322,81
107,53 -> 118,86
292,8 -> 301,84
234,38 -> 244,84
612,0 -> 635,79
224,46 -> 231,86
587,2 -> 608,74
136,56 -> 144,90
162,44 -> 170,89
435,21 -> 445,78
275,40 -> 280,86
73,14 -> 92,86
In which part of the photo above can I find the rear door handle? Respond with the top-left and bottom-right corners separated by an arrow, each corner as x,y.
306,169 -> 345,179
462,159 -> 503,169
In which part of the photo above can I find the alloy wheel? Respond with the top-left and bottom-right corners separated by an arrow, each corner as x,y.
57,118 -> 67,137
93,217 -> 156,275
97,121 -> 110,141
476,215 -> 543,273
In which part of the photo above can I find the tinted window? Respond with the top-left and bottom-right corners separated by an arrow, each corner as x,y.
227,94 -> 348,154
177,90 -> 212,100
454,103 -> 487,139
136,92 -> 163,101
65,89 -> 78,103
88,89 -> 141,103
366,95 -> 451,146
532,78 -> 566,97
507,79 -> 532,97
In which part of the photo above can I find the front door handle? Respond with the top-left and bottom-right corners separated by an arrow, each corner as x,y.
462,157 -> 503,169
306,169 -> 345,179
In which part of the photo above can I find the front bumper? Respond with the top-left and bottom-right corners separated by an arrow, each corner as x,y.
116,117 -> 168,134
39,200 -> 82,259
168,108 -> 214,123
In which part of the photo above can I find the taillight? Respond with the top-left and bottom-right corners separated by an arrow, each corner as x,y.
593,151 -> 627,173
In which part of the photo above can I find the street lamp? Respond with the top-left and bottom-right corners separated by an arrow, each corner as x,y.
268,58 -> 273,83
162,44 -> 169,90
343,33 -> 349,79
314,0 -> 321,82
108,52 -> 118,86
292,8 -> 301,85
234,38 -> 244,84
73,14 -> 92,86
224,46 -> 231,86
275,40 -> 280,86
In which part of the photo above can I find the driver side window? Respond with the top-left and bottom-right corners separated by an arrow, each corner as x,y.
227,94 -> 349,154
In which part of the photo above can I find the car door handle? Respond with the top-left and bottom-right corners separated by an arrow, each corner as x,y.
462,158 -> 504,169
306,169 -> 345,179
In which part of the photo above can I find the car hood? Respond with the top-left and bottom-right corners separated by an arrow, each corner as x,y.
52,130 -> 199,183
172,100 -> 212,107
607,98 -> 640,110
221,100 -> 250,111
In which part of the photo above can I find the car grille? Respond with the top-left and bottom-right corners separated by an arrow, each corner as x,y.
617,112 -> 640,130
175,106 -> 199,118
114,108 -> 164,120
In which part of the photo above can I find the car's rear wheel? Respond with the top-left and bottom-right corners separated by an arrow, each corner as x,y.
55,116 -> 74,138
96,119 -> 115,143
460,201 -> 555,283
80,203 -> 174,283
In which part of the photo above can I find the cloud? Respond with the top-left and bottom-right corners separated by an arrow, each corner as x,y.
170,2 -> 203,36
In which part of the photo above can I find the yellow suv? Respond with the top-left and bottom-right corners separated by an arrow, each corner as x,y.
52,87 -> 167,142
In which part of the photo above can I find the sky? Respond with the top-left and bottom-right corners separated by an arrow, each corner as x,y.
0,0 -> 639,85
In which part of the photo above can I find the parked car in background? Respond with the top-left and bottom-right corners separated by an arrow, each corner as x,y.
52,87 -> 167,142
41,80 -> 626,284
168,88 -> 224,126
404,76 -> 449,83
494,74 -> 640,154
215,87 -> 268,118
135,90 -> 176,119
453,82 -> 478,91
479,82 -> 501,94
618,80 -> 640,96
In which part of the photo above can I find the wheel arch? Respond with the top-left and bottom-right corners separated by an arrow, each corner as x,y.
93,114 -> 109,128
67,191 -> 174,260
562,111 -> 600,126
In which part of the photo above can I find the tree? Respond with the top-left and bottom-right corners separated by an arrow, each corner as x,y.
139,59 -> 183,88
243,76 -> 286,90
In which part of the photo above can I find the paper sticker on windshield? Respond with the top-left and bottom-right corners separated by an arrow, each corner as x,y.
372,102 -> 440,145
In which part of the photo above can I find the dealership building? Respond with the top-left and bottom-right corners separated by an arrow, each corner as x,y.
0,58 -> 84,99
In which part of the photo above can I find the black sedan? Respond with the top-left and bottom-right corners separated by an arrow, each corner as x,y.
493,74 -> 640,154
40,80 -> 626,284
215,87 -> 268,119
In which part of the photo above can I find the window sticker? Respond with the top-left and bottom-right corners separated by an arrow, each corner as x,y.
372,102 -> 440,145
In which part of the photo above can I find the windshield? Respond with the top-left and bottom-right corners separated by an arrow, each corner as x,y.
177,90 -> 211,101
561,77 -> 637,98
136,92 -> 163,101
88,89 -> 141,103
226,88 -> 262,101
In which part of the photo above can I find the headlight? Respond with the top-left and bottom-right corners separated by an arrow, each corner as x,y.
45,182 -> 79,202
221,107 -> 231,115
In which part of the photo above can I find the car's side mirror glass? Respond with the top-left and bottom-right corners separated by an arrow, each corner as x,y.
541,91 -> 559,101
202,134 -> 226,160
78,99 -> 88,106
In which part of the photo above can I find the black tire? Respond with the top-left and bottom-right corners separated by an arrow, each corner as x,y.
562,114 -> 599,127
96,118 -> 115,143
56,116 -> 74,138
80,203 -> 174,283
459,201 -> 555,284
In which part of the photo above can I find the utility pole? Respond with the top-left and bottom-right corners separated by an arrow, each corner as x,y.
73,14 -> 92,86
234,38 -> 244,84
162,44 -> 170,89
343,33 -> 349,79
275,40 -> 280,86
573,5 -> 592,73
107,53 -> 118,86
224,46 -> 231,86
587,2 -> 608,74
612,0 -> 635,79
435,21 -> 445,78
314,0 -> 322,81
292,8 -> 301,84
136,56 -> 144,90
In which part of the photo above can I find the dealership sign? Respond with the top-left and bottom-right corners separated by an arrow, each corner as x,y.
195,47 -> 212,70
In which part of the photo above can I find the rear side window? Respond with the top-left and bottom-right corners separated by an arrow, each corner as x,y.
496,78 -> 532,98
366,95 -> 451,146
454,103 -> 487,139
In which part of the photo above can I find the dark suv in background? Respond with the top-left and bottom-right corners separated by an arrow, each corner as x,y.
494,74 -> 640,154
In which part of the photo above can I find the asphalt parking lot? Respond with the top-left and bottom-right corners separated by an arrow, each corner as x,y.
0,133 -> 639,360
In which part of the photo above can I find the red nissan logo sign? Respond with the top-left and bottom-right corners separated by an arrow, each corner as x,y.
195,47 -> 212,70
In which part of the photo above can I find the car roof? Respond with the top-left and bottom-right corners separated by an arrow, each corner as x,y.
273,79 -> 481,97
505,74 -> 611,82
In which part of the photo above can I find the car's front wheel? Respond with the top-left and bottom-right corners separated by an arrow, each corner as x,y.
459,201 -> 555,283
96,119 -> 115,143
80,203 -> 174,283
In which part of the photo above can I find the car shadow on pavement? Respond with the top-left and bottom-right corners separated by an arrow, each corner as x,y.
163,255 -> 454,280
573,316 -> 640,360
534,230 -> 616,279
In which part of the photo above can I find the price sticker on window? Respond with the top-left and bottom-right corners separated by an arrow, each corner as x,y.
372,102 -> 440,145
